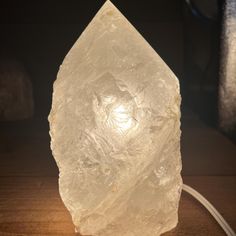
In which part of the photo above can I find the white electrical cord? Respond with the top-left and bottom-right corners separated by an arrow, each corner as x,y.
0,184 -> 235,235
183,184 -> 236,236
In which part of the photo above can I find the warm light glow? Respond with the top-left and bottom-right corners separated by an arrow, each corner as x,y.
49,1 -> 182,235
109,104 -> 134,133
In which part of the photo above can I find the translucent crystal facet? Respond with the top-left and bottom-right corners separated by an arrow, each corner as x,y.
49,1 -> 182,235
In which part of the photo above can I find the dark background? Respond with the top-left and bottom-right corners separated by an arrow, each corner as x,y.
1,2 -> 236,235
0,0 -> 222,125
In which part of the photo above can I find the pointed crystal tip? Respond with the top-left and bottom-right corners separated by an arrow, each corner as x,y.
49,1 -> 182,236
101,0 -> 118,11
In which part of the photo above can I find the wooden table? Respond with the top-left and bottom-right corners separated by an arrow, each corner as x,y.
0,115 -> 236,235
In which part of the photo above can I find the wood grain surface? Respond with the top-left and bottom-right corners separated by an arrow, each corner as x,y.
0,114 -> 235,235
0,176 -> 235,235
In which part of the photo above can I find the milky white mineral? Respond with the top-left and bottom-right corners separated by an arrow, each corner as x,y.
49,1 -> 182,235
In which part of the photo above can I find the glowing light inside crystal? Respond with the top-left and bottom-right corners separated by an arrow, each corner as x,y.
109,104 -> 135,132
49,1 -> 182,235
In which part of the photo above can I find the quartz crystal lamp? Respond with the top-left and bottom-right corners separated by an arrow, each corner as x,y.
49,1 -> 182,235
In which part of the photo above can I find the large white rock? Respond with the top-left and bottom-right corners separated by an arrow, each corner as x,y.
49,1 -> 182,235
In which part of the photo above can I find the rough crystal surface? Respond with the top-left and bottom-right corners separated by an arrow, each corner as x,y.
49,1 -> 182,235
